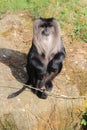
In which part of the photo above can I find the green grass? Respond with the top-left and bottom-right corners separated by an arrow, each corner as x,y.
0,0 -> 87,43
0,0 -> 28,13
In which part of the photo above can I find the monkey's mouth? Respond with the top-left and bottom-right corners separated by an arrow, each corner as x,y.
42,29 -> 50,36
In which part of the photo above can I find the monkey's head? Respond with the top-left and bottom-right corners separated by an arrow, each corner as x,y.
33,17 -> 60,38
33,17 -> 62,57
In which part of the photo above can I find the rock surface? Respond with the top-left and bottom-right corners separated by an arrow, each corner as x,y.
0,12 -> 87,130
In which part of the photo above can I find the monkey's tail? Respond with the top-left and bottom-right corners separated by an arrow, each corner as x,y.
7,86 -> 26,99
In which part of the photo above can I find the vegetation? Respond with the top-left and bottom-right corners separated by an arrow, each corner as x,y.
81,110 -> 87,130
0,0 -> 87,42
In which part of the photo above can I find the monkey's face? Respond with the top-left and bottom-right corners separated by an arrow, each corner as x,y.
33,18 -> 59,39
38,20 -> 55,37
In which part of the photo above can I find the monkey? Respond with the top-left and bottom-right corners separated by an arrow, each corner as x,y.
8,17 -> 66,99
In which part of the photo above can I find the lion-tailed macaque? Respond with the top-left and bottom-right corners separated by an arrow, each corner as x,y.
8,17 -> 66,99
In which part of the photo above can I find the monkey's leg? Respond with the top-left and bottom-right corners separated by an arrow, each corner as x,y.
45,62 -> 63,91
35,78 -> 48,99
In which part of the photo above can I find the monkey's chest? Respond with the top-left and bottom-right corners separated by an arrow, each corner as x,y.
41,40 -> 54,58
40,51 -> 55,66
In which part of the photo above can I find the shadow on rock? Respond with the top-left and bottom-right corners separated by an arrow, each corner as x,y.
0,48 -> 28,83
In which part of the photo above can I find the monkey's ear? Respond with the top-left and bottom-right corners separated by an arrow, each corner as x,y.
33,18 -> 41,34
39,17 -> 43,20
34,18 -> 41,25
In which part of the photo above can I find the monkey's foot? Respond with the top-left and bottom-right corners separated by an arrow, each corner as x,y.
31,88 -> 37,94
31,88 -> 47,99
36,91 -> 48,99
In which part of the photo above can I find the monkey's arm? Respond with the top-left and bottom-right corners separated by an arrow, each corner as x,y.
45,47 -> 66,82
27,46 -> 46,80
38,47 -> 66,86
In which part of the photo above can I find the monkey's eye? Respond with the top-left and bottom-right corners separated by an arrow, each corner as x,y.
38,23 -> 53,28
38,24 -> 44,28
48,24 -> 53,27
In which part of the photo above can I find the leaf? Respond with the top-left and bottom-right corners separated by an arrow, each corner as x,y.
81,119 -> 87,126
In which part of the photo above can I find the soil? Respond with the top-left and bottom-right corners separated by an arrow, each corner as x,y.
0,12 -> 87,130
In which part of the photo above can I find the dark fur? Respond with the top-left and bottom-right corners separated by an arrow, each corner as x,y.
26,18 -> 66,99
7,17 -> 66,99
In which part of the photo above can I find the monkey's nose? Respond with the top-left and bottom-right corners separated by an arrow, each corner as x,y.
42,29 -> 50,36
